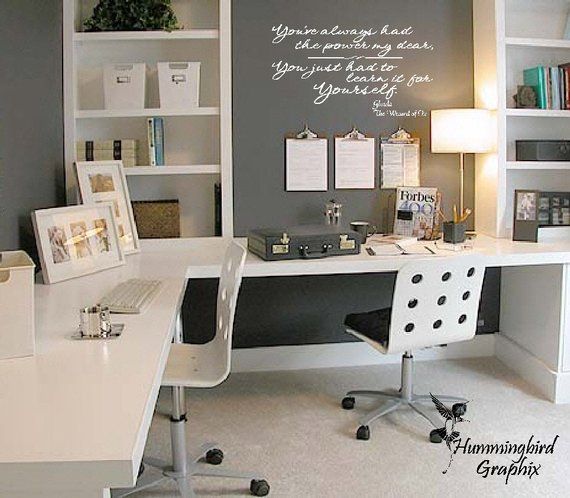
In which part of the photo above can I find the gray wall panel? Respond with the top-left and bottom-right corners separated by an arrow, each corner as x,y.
0,1 -> 64,254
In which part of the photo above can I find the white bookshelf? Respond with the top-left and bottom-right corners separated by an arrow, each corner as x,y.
474,0 -> 570,237
63,0 -> 233,239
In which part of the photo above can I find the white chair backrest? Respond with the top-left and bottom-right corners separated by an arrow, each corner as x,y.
211,241 -> 247,369
386,255 -> 486,354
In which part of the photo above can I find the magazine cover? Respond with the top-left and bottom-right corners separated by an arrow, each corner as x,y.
393,187 -> 439,240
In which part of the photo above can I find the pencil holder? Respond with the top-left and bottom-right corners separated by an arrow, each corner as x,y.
443,222 -> 467,244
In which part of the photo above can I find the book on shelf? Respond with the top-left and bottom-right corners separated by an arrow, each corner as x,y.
524,65 -> 570,110
147,117 -> 165,167
214,182 -> 222,236
76,139 -> 139,167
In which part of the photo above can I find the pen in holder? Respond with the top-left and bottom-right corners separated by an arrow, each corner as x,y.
75,305 -> 124,340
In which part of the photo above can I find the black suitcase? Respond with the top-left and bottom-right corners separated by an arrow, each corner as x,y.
248,225 -> 363,261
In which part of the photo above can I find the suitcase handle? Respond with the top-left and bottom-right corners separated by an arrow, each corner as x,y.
298,245 -> 330,259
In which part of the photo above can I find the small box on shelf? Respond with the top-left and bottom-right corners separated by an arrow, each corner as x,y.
104,63 -> 146,110
158,62 -> 201,109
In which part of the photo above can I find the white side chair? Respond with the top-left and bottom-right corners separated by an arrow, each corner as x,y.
341,256 -> 485,442
113,242 -> 270,498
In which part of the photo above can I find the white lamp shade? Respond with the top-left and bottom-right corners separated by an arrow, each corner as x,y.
431,109 -> 496,153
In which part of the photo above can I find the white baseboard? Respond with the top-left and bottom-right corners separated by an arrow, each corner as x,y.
232,335 -> 496,373
495,334 -> 570,404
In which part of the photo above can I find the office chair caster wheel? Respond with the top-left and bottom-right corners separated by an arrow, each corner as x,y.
205,448 -> 224,465
430,429 -> 443,444
250,479 -> 270,496
356,425 -> 370,440
342,396 -> 355,410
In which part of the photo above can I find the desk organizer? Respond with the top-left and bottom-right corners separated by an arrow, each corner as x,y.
0,251 -> 35,359
158,62 -> 201,108
104,63 -> 146,109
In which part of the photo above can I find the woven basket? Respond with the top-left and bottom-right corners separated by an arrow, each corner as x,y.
132,200 -> 180,239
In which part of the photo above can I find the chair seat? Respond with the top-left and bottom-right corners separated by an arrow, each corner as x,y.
344,307 -> 391,349
162,342 -> 229,388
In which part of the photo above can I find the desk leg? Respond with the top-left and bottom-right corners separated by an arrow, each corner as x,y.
497,264 -> 570,403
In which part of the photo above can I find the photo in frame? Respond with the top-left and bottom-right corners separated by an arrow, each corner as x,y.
75,160 -> 140,254
32,203 -> 125,284
513,189 -> 540,242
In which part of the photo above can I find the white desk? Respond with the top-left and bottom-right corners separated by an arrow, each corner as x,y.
1,235 -> 570,497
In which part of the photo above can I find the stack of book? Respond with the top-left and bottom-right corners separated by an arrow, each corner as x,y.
76,140 -> 139,167
147,117 -> 165,166
524,65 -> 570,110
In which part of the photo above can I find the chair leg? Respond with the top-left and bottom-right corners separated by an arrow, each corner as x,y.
359,400 -> 402,426
409,402 -> 439,429
175,477 -> 196,498
413,394 -> 468,404
110,470 -> 167,497
187,441 -> 219,465
193,467 -> 263,480
346,389 -> 401,400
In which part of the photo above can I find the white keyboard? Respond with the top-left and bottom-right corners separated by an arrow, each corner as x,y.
100,279 -> 162,314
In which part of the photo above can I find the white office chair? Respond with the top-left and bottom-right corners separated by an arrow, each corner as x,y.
341,256 -> 485,441
113,242 -> 270,498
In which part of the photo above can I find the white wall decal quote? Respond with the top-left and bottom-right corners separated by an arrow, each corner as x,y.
271,24 -> 435,116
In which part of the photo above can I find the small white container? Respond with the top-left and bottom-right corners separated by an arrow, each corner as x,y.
158,62 -> 201,109
0,251 -> 35,360
104,63 -> 147,109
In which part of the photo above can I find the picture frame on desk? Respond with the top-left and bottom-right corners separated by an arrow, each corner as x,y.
32,203 -> 125,284
513,189 -> 540,242
75,160 -> 140,254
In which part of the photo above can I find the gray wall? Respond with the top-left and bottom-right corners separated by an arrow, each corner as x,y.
0,1 -> 65,254
183,0 -> 499,348
233,0 -> 474,234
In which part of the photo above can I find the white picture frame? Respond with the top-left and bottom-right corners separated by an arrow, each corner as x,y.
75,160 -> 140,255
32,203 -> 125,284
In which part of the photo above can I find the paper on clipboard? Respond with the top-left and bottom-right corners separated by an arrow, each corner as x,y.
334,135 -> 375,189
381,143 -> 420,188
286,138 -> 328,191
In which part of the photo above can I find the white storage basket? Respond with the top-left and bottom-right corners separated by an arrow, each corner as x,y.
158,62 -> 201,108
104,63 -> 147,110
0,251 -> 35,360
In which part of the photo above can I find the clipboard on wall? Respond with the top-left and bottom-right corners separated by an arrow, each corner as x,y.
285,125 -> 328,192
334,127 -> 376,190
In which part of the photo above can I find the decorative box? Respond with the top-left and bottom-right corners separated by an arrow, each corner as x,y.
132,200 -> 180,238
0,251 -> 35,359
104,63 -> 146,109
158,62 -> 201,108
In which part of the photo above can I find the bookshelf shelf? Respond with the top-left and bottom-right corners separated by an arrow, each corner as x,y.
64,0 -> 233,239
506,37 -> 570,49
473,0 -> 570,237
124,165 -> 221,176
506,109 -> 570,118
506,161 -> 570,171
74,30 -> 219,42
76,107 -> 220,119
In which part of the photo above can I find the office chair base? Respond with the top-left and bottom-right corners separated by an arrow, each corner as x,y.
111,414 -> 269,497
343,352 -> 467,441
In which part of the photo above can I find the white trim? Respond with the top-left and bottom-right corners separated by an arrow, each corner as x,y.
232,335 -> 496,373
495,334 -> 570,404
219,0 -> 234,237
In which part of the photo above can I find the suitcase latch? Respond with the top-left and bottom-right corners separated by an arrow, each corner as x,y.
339,234 -> 355,250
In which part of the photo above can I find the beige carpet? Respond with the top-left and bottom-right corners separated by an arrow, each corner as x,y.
138,358 -> 570,497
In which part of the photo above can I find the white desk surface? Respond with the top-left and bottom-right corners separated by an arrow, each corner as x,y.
2,234 -> 570,492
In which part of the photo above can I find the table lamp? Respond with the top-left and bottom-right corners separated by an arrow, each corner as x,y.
431,109 -> 496,217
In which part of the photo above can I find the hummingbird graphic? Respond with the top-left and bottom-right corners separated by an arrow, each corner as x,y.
430,393 -> 469,474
